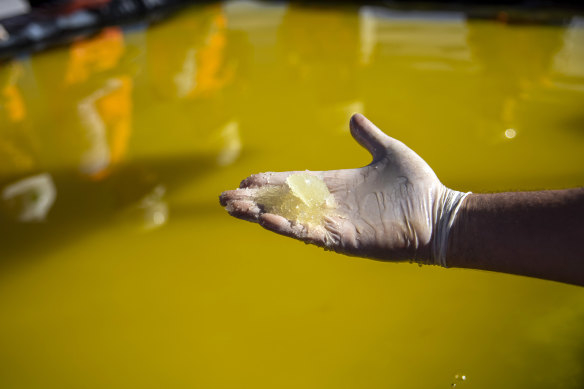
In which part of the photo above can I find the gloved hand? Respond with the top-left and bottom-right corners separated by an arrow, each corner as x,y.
219,114 -> 469,266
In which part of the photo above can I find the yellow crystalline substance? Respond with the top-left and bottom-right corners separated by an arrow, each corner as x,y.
256,172 -> 336,225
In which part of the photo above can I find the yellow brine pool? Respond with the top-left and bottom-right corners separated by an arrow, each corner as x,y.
0,2 -> 583,388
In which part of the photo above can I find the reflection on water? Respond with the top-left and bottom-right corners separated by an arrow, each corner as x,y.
2,173 -> 56,222
136,184 -> 168,229
215,119 -> 241,166
0,2 -> 583,389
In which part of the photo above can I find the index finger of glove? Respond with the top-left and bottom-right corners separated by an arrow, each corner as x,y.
219,188 -> 257,206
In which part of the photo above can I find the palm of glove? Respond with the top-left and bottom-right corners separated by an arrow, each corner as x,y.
220,114 -> 447,262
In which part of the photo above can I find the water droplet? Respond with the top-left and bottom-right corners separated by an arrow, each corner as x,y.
504,128 -> 516,139
451,373 -> 467,387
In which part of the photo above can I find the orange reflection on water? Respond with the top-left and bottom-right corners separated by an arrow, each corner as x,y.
65,27 -> 126,85
148,5 -> 236,100
192,12 -> 236,98
1,62 -> 26,123
64,27 -> 132,180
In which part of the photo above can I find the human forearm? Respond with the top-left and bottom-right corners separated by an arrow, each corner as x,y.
448,188 -> 584,285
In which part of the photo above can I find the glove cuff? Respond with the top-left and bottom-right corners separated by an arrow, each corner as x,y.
431,189 -> 471,267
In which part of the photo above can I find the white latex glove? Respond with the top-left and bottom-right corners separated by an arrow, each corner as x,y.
220,114 -> 469,265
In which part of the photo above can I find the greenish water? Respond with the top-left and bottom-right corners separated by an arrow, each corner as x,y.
0,2 -> 583,388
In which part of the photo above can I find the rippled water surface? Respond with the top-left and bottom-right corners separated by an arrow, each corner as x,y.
0,2 -> 583,388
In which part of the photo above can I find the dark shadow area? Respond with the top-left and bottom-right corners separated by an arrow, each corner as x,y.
0,150 -> 241,270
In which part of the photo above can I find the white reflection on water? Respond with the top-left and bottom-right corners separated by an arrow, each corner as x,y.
139,184 -> 168,230
78,78 -> 123,175
174,48 -> 197,98
553,16 -> 584,80
217,120 -> 241,166
359,7 -> 470,68
2,173 -> 56,222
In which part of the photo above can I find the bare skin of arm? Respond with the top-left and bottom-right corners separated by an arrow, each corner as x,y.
220,114 -> 584,286
449,189 -> 584,286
